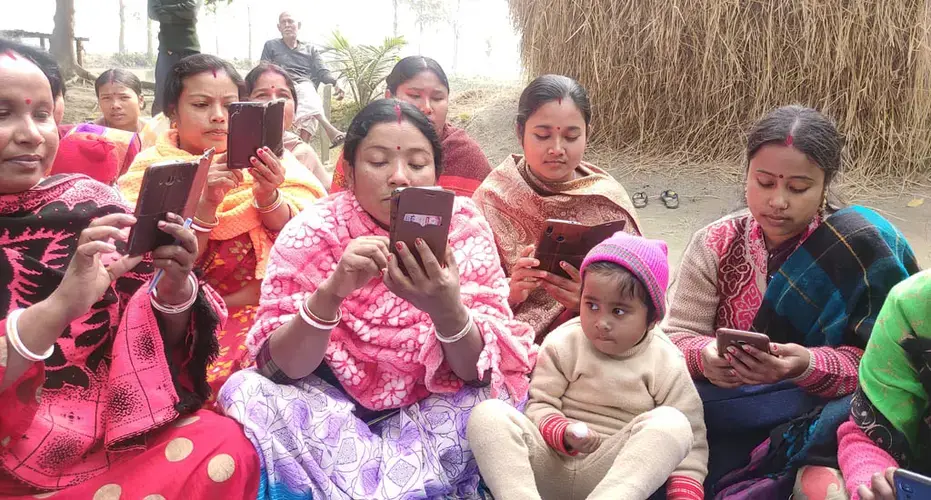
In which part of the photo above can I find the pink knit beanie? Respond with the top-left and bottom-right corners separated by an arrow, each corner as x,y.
580,232 -> 670,322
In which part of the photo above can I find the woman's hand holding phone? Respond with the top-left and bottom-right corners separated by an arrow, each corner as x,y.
198,153 -> 243,213
384,239 -> 468,335
858,467 -> 897,500
700,342 -> 743,388
723,342 -> 811,385
541,262 -> 582,312
509,245 -> 546,306
249,147 -> 286,207
151,212 -> 199,304
51,213 -> 145,324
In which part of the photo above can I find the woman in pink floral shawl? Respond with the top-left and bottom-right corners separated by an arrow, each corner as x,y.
218,99 -> 537,499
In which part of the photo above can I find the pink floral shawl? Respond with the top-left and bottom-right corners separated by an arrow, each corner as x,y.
246,191 -> 538,410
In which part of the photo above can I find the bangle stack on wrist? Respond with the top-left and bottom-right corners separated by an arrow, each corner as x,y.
435,312 -> 474,344
299,297 -> 342,331
150,274 -> 199,315
5,309 -> 55,362
192,215 -> 219,234
254,190 -> 283,214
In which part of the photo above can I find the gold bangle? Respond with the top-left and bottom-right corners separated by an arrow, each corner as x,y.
193,215 -> 219,229
254,190 -> 283,214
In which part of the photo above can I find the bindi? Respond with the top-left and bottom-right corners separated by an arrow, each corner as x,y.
24,98 -> 32,105
396,146 -> 401,151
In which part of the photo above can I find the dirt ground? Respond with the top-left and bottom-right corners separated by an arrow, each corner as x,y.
63,81 -> 931,273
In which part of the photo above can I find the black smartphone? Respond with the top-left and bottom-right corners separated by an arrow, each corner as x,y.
126,149 -> 214,256
227,100 -> 285,169
534,219 -> 628,279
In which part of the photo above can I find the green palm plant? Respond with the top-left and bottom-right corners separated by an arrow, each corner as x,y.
324,31 -> 407,114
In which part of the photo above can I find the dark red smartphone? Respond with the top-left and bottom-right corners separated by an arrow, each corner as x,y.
389,187 -> 455,274
227,100 -> 285,169
715,328 -> 772,356
126,149 -> 214,256
534,219 -> 628,279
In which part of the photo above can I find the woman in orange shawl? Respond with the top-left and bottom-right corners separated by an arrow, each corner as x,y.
473,75 -> 641,340
119,54 -> 326,401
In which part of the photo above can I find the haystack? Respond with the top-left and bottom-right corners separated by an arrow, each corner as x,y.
509,0 -> 931,178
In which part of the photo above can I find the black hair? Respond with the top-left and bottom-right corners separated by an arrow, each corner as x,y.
244,62 -> 298,108
583,261 -> 656,322
343,99 -> 444,177
385,56 -> 449,95
746,105 -> 844,210
0,38 -> 64,99
516,74 -> 591,139
162,53 -> 245,118
95,68 -> 143,98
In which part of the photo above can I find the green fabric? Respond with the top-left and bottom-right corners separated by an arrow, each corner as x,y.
859,270 -> 931,459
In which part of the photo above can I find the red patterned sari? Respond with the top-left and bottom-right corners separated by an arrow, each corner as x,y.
0,175 -> 259,498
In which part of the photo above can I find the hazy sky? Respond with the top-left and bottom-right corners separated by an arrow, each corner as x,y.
2,0 -> 524,80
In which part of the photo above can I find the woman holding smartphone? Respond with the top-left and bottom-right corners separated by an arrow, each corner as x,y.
118,54 -> 327,403
837,270 -> 931,500
0,40 -> 259,498
472,75 -> 641,341
663,105 -> 918,498
217,99 -> 536,499
244,62 -> 332,191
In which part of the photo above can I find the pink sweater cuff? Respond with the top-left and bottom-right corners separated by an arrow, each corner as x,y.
837,419 -> 898,500
793,346 -> 862,398
668,475 -> 704,500
538,414 -> 577,456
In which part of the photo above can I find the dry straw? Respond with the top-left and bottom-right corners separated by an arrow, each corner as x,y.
509,0 -> 931,179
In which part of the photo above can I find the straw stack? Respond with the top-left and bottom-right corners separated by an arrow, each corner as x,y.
509,0 -> 931,177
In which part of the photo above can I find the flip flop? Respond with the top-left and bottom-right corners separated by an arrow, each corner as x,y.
329,134 -> 345,149
632,192 -> 648,209
661,190 -> 679,209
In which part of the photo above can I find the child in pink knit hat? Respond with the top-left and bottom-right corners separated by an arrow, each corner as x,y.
469,232 -> 709,500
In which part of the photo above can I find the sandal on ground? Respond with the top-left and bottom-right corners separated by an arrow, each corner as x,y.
329,134 -> 346,149
632,192 -> 648,209
660,190 -> 679,209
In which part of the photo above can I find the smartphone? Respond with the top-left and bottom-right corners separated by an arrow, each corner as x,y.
389,187 -> 455,274
126,149 -> 214,256
227,100 -> 285,169
715,328 -> 772,356
533,219 -> 628,279
895,469 -> 931,500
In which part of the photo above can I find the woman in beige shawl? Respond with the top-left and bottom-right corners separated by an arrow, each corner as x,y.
473,75 -> 641,340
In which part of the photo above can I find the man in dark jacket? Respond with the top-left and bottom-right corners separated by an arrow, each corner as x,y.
261,11 -> 345,145
148,0 -> 202,116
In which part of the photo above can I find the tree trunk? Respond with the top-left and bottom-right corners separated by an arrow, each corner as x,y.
147,18 -> 154,62
393,0 -> 399,37
450,0 -> 461,73
118,0 -> 127,54
247,5 -> 253,65
50,0 -> 77,78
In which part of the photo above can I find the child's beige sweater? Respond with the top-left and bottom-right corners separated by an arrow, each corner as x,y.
525,317 -> 709,483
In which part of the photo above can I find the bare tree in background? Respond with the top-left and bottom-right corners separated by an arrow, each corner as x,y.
247,4 -> 254,64
404,0 -> 446,53
393,0 -> 399,36
118,0 -> 127,54
147,18 -> 154,62
51,0 -> 92,79
448,0 -> 461,73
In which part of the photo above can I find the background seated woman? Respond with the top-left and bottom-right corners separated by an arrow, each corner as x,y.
0,39 -> 258,498
118,54 -> 326,401
244,61 -> 331,191
837,270 -> 931,500
663,105 -> 918,499
472,74 -> 641,341
218,99 -> 537,499
94,68 -> 148,134
332,56 -> 492,197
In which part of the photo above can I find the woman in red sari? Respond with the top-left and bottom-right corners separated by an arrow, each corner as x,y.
0,40 -> 258,498
332,56 -> 492,197
119,54 -> 326,402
